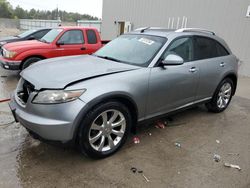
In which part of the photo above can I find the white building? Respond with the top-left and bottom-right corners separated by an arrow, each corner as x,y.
101,0 -> 250,76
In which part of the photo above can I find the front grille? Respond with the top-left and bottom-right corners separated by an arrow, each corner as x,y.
0,47 -> 3,56
17,80 -> 35,104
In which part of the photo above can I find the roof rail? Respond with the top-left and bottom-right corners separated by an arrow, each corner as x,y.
135,27 -> 174,33
175,28 -> 215,35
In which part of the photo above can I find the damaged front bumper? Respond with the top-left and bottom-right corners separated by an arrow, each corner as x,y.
8,92 -> 87,143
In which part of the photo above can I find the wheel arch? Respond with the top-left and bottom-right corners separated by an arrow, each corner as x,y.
222,73 -> 238,95
73,93 -> 139,143
20,55 -> 46,68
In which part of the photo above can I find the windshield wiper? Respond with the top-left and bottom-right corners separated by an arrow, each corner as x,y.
95,55 -> 122,62
38,39 -> 48,43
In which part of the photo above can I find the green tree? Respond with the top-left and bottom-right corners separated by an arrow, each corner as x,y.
14,5 -> 26,19
0,0 -> 13,18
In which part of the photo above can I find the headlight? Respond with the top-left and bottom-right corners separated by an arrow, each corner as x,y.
32,89 -> 86,104
0,41 -> 7,46
3,48 -> 17,58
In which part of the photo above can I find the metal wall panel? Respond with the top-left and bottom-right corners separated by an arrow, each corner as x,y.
101,0 -> 250,76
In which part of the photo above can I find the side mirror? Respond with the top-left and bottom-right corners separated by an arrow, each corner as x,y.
56,41 -> 64,46
161,54 -> 184,66
28,35 -> 36,40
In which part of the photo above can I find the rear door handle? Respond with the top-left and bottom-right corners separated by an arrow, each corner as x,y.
80,47 -> 86,50
189,67 -> 197,73
220,62 -> 225,67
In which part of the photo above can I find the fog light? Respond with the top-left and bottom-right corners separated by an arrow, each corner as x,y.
4,65 -> 9,69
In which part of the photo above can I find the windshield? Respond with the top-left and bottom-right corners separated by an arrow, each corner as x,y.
18,29 -> 37,38
40,29 -> 63,43
94,34 -> 167,67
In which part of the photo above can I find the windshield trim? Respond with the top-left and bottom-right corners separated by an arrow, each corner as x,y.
94,34 -> 167,67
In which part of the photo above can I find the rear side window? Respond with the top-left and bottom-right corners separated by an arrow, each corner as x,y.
163,37 -> 194,62
86,30 -> 97,44
194,36 -> 229,60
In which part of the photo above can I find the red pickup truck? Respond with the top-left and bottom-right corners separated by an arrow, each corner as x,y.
0,27 -> 106,70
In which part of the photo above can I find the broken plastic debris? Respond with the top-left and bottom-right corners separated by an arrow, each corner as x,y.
155,121 -> 165,129
227,153 -> 239,156
137,170 -> 149,182
133,136 -> 140,144
213,154 -> 221,162
131,167 -> 137,173
175,142 -> 181,148
130,168 -> 150,182
148,133 -> 152,136
224,163 -> 241,171
216,140 -> 220,144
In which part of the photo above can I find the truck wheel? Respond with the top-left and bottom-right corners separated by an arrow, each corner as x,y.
78,101 -> 132,159
206,78 -> 234,113
22,57 -> 41,70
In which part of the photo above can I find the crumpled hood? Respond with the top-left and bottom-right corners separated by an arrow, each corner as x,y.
3,40 -> 50,51
21,55 -> 140,90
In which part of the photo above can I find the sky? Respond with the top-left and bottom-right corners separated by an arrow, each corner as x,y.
7,0 -> 103,18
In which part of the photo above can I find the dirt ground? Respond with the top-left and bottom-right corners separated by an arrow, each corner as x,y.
0,28 -> 21,38
0,66 -> 250,188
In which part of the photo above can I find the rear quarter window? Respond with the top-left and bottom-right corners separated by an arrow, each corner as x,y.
86,30 -> 97,44
194,36 -> 229,60
215,42 -> 230,57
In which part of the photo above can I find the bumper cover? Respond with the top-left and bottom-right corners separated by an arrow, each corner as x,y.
0,56 -> 21,70
9,93 -> 87,142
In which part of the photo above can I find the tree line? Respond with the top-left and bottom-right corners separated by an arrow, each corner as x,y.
0,0 -> 99,22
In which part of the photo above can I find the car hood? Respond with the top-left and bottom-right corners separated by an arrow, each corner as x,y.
3,40 -> 50,51
0,36 -> 18,42
21,55 -> 141,90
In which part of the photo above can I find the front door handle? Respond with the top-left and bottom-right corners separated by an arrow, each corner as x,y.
80,47 -> 86,50
189,67 -> 197,73
220,62 -> 225,67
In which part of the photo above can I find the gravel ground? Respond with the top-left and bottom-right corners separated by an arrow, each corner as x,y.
0,28 -> 21,38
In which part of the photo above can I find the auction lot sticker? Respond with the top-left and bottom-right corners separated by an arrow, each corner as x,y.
138,38 -> 155,45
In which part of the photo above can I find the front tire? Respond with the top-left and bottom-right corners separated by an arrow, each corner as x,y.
206,78 -> 234,113
78,101 -> 132,159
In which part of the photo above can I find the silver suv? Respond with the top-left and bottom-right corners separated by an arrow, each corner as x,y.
9,28 -> 238,158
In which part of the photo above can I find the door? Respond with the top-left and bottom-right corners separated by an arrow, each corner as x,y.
56,29 -> 86,56
117,21 -> 132,36
146,36 -> 199,118
193,36 -> 231,100
85,29 -> 101,54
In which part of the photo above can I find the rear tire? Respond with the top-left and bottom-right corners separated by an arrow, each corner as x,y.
206,78 -> 234,113
78,101 -> 132,159
21,57 -> 42,70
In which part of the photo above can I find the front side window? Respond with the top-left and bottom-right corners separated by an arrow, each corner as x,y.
163,37 -> 194,62
94,34 -> 167,67
58,30 -> 84,44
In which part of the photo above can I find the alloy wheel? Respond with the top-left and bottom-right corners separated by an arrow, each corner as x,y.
88,109 -> 126,152
217,82 -> 232,109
